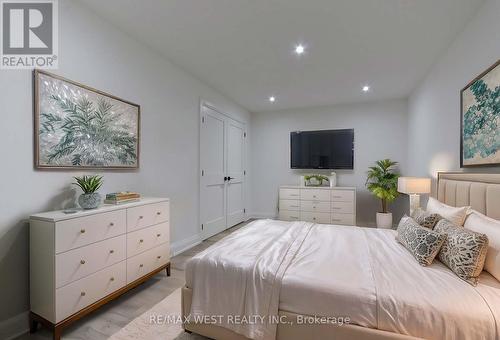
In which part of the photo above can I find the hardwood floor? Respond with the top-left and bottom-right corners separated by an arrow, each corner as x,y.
17,221 -> 250,340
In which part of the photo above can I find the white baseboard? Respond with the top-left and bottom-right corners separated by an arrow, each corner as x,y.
0,311 -> 29,340
170,234 -> 202,256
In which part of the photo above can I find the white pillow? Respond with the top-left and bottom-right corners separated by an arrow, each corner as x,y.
426,197 -> 469,226
465,211 -> 500,281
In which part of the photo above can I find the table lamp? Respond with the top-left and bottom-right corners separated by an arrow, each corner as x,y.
397,177 -> 431,215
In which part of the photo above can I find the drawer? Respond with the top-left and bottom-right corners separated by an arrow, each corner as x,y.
300,201 -> 330,213
331,213 -> 355,226
278,210 -> 300,222
279,200 -> 300,211
127,243 -> 170,284
300,212 -> 331,224
56,235 -> 126,288
279,188 -> 300,200
300,189 -> 330,202
331,190 -> 354,202
127,222 -> 169,257
331,201 -> 354,214
55,210 -> 126,254
55,261 -> 126,323
127,201 -> 169,232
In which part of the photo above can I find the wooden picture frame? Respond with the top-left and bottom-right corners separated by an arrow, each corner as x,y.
460,59 -> 500,168
34,70 -> 140,170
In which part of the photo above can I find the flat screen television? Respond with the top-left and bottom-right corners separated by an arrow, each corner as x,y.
290,129 -> 354,169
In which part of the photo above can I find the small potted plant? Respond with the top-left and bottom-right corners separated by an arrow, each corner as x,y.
73,175 -> 103,209
366,159 -> 400,228
304,174 -> 329,187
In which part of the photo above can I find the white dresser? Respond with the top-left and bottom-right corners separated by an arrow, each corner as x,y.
278,186 -> 356,226
29,197 -> 170,340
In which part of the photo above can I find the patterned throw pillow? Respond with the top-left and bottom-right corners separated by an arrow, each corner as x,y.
396,216 -> 446,266
434,219 -> 489,286
411,208 -> 442,229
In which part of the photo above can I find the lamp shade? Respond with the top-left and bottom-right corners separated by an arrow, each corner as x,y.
397,177 -> 431,194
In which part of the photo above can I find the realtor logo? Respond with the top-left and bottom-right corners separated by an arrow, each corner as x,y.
1,0 -> 58,69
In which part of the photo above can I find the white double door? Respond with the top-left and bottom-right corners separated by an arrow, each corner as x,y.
200,105 -> 246,240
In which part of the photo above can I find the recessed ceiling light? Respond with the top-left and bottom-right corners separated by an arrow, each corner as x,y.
294,44 -> 305,55
362,85 -> 370,92
269,96 -> 276,102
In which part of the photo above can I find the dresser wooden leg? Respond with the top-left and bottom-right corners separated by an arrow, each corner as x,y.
29,312 -> 39,333
53,325 -> 62,340
166,263 -> 171,276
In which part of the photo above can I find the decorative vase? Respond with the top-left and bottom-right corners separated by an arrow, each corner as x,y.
78,193 -> 102,210
329,172 -> 337,187
376,212 -> 393,229
299,175 -> 305,186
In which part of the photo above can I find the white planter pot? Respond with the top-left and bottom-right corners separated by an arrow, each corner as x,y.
376,212 -> 393,229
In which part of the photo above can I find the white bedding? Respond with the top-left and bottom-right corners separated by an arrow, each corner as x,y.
186,220 -> 313,340
186,220 -> 500,340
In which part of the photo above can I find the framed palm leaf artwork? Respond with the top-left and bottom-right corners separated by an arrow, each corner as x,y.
461,59 -> 500,167
34,70 -> 140,169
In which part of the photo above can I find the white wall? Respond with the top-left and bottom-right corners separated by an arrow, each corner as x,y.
250,99 -> 409,226
408,0 -> 500,191
0,0 -> 250,330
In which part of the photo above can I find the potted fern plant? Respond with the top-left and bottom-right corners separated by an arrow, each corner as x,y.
73,175 -> 103,209
365,159 -> 400,228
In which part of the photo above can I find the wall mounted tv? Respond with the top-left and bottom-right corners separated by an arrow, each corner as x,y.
290,129 -> 354,169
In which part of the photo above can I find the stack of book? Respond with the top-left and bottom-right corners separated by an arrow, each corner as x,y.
104,192 -> 141,205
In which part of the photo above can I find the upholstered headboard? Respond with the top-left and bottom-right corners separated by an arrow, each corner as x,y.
437,172 -> 500,220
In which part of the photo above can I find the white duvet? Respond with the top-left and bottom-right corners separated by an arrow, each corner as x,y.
186,220 -> 500,340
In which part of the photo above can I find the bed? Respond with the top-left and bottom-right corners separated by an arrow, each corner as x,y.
182,172 -> 500,340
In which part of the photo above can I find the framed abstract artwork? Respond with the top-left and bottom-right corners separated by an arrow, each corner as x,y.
461,59 -> 500,167
34,70 -> 140,169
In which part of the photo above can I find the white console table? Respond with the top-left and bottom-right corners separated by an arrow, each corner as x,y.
278,186 -> 356,226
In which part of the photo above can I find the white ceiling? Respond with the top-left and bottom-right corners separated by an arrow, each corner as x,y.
79,0 -> 484,112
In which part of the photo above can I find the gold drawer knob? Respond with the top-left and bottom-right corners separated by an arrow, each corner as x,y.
109,249 -> 114,254
156,233 -> 161,237
110,277 -> 115,281
81,292 -> 86,297
80,260 -> 86,264
80,229 -> 86,234
156,212 -> 161,215
157,255 -> 161,259
139,239 -> 144,243
139,264 -> 144,268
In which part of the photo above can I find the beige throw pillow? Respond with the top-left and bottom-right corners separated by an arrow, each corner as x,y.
464,211 -> 500,281
426,197 -> 469,226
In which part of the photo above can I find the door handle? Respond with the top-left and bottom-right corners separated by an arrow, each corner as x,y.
227,177 -> 234,181
224,176 -> 228,181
